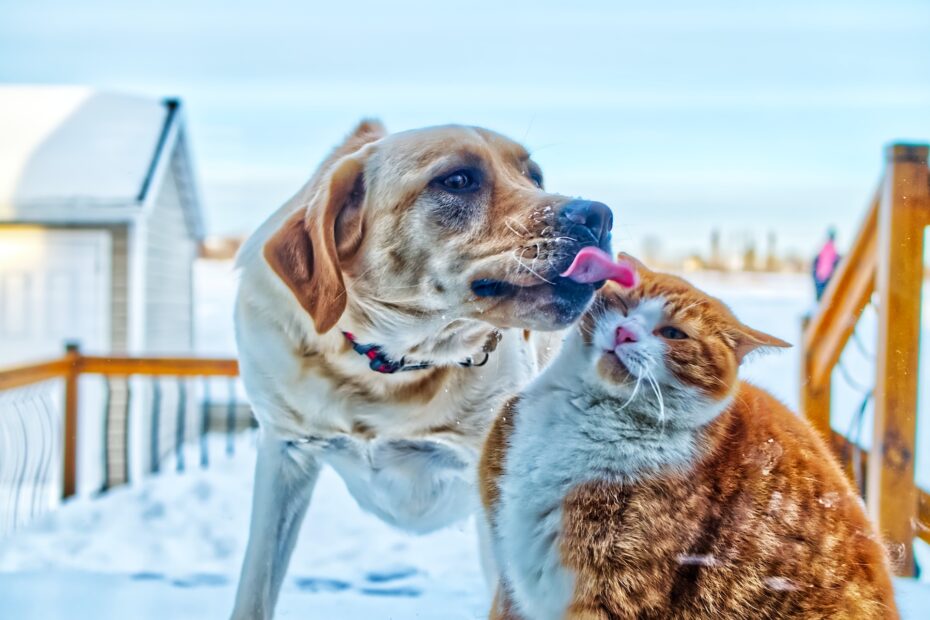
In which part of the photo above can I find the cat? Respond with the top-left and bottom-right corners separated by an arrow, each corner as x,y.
479,255 -> 898,620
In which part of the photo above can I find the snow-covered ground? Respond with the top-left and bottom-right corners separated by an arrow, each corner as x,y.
1,266 -> 929,618
0,434 -> 488,618
1,434 -> 928,618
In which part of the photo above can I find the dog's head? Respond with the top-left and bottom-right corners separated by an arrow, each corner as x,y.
265,121 -> 614,337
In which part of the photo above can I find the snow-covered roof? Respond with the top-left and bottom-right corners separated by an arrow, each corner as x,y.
0,86 -> 203,238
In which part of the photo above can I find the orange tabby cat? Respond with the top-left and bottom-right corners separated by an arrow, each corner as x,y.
479,257 -> 898,620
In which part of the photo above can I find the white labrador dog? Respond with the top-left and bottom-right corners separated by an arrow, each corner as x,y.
231,121 -> 614,618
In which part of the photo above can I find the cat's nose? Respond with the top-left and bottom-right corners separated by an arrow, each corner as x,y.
615,325 -> 639,345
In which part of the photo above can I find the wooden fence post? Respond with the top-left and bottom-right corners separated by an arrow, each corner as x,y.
799,192 -> 879,448
867,143 -> 930,576
62,342 -> 81,499
800,315 -> 832,442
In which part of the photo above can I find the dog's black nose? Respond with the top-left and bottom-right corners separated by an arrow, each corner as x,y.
558,200 -> 613,246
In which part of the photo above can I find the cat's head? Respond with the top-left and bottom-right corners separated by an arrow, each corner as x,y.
575,255 -> 790,425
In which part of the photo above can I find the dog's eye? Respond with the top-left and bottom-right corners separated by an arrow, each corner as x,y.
529,171 -> 543,188
438,169 -> 480,193
657,326 -> 688,340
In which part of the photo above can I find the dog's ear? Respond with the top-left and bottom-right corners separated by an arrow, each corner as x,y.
264,121 -> 384,333
318,119 -> 386,171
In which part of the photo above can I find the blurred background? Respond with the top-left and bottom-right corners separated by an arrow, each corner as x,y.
0,1 -> 929,618
3,0 -> 929,261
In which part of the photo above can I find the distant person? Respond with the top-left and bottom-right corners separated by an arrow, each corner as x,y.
813,228 -> 840,301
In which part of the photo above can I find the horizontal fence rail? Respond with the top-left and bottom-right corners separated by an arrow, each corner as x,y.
79,356 -> 239,377
0,344 -> 250,535
0,359 -> 72,392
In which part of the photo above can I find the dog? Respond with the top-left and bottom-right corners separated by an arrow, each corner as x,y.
231,120 -> 614,618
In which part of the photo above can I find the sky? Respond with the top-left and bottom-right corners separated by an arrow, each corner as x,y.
1,0 -> 928,259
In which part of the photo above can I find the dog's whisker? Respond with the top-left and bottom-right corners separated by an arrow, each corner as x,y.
504,220 -> 523,238
510,251 -> 555,285
505,218 -> 531,239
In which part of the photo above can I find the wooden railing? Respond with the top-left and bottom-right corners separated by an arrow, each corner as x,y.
0,343 -> 241,520
800,142 -> 930,576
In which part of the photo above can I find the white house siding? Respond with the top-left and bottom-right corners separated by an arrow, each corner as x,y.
131,147 -> 199,484
143,149 -> 195,354
109,226 -> 130,352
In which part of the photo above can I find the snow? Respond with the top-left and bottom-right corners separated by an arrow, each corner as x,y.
2,267 -> 930,617
0,434 -> 488,618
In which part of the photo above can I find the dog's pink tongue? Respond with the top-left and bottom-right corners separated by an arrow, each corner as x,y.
560,247 -> 637,287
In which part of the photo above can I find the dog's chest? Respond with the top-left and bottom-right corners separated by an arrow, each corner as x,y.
306,430 -> 477,534
313,340 -> 538,533
246,326 -> 542,532
305,369 -> 528,534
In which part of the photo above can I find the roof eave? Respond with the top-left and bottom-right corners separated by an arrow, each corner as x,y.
139,99 -> 205,241
0,201 -> 142,226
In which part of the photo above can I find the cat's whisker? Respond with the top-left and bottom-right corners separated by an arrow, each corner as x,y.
645,369 -> 666,427
619,374 -> 643,410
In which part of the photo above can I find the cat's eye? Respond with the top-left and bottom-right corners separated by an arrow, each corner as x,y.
657,326 -> 688,340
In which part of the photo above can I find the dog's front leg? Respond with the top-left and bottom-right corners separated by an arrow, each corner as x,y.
231,430 -> 320,619
476,510 -> 500,593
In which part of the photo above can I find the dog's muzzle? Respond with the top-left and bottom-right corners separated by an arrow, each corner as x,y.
471,199 -> 615,299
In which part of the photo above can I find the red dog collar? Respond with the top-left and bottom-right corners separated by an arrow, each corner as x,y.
342,330 -> 499,374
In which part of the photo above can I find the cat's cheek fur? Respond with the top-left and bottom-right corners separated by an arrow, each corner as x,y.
590,299 -> 685,391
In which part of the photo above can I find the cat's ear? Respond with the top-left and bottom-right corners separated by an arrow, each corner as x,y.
734,325 -> 791,363
617,252 -> 651,274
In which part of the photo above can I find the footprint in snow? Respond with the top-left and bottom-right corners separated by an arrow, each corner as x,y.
364,566 -> 420,583
294,577 -> 352,593
170,573 -> 229,588
359,586 -> 423,597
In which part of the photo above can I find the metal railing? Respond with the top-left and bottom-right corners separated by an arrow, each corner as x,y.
799,142 -> 930,576
0,343 -> 248,534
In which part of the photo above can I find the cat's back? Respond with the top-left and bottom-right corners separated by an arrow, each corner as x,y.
559,382 -> 899,619
725,383 -> 898,615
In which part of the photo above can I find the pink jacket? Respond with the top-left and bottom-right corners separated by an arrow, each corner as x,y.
815,240 -> 838,282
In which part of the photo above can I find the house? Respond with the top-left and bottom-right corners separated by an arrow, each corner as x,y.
0,86 -> 204,364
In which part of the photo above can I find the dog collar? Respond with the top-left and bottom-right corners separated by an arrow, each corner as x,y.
341,330 -> 501,374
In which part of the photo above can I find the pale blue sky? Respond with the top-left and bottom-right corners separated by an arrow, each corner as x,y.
1,0 -> 928,258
